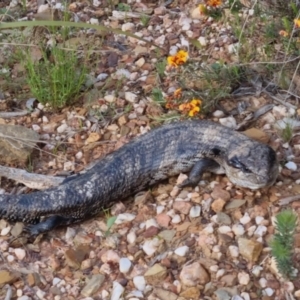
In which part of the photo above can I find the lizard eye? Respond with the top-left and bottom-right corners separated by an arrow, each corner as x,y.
228,156 -> 251,173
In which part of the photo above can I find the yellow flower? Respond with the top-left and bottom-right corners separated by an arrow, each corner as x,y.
206,0 -> 222,7
279,30 -> 289,37
177,50 -> 188,62
188,106 -> 200,117
294,19 -> 300,28
190,99 -> 202,106
167,50 -> 188,67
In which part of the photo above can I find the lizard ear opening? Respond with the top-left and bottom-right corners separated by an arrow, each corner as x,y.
211,147 -> 222,156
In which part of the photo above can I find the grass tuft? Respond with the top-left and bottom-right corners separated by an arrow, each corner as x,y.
23,46 -> 87,109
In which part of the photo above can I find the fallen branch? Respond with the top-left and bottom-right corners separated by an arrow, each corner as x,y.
0,111 -> 29,118
0,165 -> 64,190
279,194 -> 300,206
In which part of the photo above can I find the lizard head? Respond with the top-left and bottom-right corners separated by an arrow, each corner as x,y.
221,142 -> 279,190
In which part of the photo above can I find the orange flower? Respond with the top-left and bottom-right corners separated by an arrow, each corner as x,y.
167,50 -> 188,67
179,99 -> 202,117
174,88 -> 182,98
279,30 -> 289,37
294,19 -> 300,28
206,0 -> 222,7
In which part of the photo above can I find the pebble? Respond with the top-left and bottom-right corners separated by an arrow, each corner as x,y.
122,22 -> 135,31
198,36 -> 207,46
135,57 -> 145,67
1,226 -> 11,236
125,92 -> 138,103
75,151 -> 83,160
142,238 -> 160,256
210,265 -> 219,272
180,262 -> 210,286
7,255 -> 14,262
189,205 -> 201,218
115,213 -> 136,224
156,205 -> 164,214
57,123 -> 68,133
97,73 -> 108,81
65,227 -> 76,242
156,213 -> 171,227
232,224 -> 245,236
252,265 -> 263,277
127,231 -> 136,244
175,246 -> 189,256
133,276 -> 146,291
32,124 -> 41,132
145,218 -> 158,229
171,214 -> 181,224
37,103 -> 44,110
213,110 -> 225,118
238,238 -> 262,262
255,216 -> 264,225
89,18 -> 99,25
36,289 -> 46,299
238,272 -> 250,285
111,281 -> 125,300
127,290 -> 144,298
228,245 -> 239,258
203,223 -> 214,234
81,274 -> 105,297
115,68 -> 131,79
18,296 -> 30,300
218,226 -> 232,234
240,213 -> 251,225
52,277 -> 61,286
254,225 -> 267,237
241,292 -> 250,300
63,161 -> 74,171
14,248 -> 26,260
285,161 -> 297,171
216,269 -> 225,279
101,250 -> 120,263
119,257 -> 132,273
263,288 -> 274,296
104,94 -> 116,103
259,278 -> 267,288
219,116 -> 237,129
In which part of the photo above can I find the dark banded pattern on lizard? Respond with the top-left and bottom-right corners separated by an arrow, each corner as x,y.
0,120 -> 279,235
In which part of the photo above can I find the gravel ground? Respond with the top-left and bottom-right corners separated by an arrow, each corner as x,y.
0,0 -> 300,300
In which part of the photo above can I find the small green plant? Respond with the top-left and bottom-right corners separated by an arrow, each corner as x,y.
140,14 -> 150,27
280,121 -> 294,143
103,209 -> 117,236
270,210 -> 298,279
155,60 -> 167,78
117,3 -> 131,12
23,46 -> 87,109
151,88 -> 165,104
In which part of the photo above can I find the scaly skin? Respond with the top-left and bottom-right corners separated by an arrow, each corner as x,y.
0,120 -> 279,235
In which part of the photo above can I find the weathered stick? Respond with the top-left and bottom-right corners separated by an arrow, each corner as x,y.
0,165 -> 64,190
